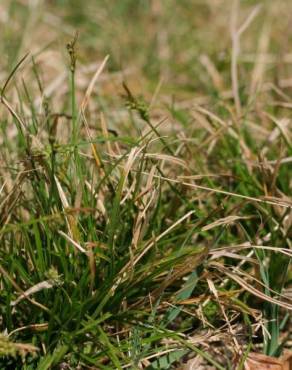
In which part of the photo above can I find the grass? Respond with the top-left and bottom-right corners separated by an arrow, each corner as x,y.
0,0 -> 291,369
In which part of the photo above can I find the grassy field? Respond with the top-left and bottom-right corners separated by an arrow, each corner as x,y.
0,0 -> 291,369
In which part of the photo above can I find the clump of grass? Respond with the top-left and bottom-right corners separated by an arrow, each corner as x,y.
0,1 -> 291,369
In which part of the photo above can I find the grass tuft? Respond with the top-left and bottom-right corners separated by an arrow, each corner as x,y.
0,0 -> 291,368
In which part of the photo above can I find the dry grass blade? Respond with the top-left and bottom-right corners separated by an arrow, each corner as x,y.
11,280 -> 57,307
151,246 -> 208,300
81,55 -> 109,111
0,265 -> 49,313
139,171 -> 292,208
249,21 -> 271,97
230,1 -> 262,119
207,278 -> 240,352
145,153 -> 187,168
1,53 -> 29,98
212,263 -> 292,311
0,96 -> 27,131
202,215 -> 253,232
211,244 -> 292,258
81,55 -> 109,169
119,210 -> 195,279
58,230 -> 86,253
200,54 -> 224,91
263,112 -> 292,148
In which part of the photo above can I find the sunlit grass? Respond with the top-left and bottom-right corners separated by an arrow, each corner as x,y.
0,0 -> 291,368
